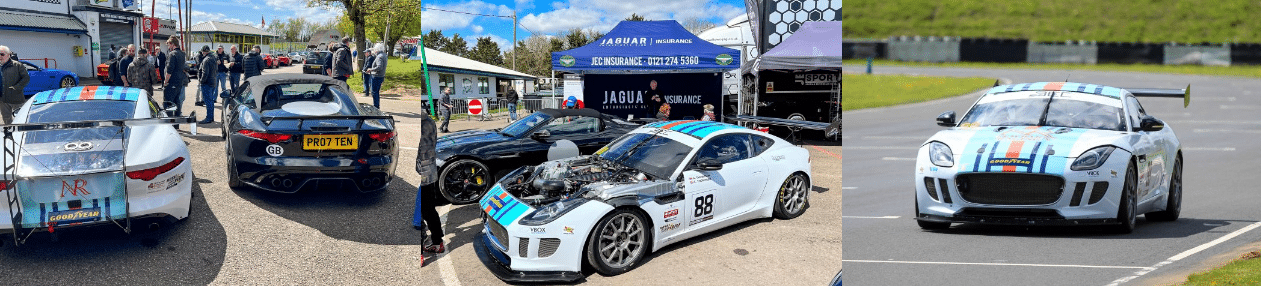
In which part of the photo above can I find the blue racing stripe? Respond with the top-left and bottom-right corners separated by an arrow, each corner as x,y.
676,121 -> 723,134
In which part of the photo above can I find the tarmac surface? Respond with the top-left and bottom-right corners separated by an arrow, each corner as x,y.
0,64 -> 843,285
841,65 -> 1261,285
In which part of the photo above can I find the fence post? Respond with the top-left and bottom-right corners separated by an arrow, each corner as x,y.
866,57 -> 873,74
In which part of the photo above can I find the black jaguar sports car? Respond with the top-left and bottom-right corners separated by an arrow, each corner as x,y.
434,108 -> 639,204
220,74 -> 398,193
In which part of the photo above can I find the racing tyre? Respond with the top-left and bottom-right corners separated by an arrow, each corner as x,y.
59,76 -> 76,88
915,200 -> 950,230
438,159 -> 492,205
225,142 -> 242,188
1114,162 -> 1139,234
773,173 -> 810,219
1147,155 -> 1182,222
586,209 -> 650,276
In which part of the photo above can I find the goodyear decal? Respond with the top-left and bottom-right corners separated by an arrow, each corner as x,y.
650,120 -> 747,138
18,172 -> 127,228
480,185 -> 533,226
959,126 -> 1087,175
988,82 -> 1123,98
32,86 -> 142,105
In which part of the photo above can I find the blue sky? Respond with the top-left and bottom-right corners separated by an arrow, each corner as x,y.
150,0 -> 747,50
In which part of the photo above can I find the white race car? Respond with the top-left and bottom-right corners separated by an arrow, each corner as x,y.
915,82 -> 1188,233
0,86 -> 195,246
473,120 -> 813,282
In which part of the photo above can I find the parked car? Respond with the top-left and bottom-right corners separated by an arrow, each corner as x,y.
433,108 -> 640,204
220,74 -> 398,193
1,86 -> 195,244
288,52 -> 306,64
277,55 -> 291,66
302,51 -> 330,75
262,54 -> 277,69
20,60 -> 77,97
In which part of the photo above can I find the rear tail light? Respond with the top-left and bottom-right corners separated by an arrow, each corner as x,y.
238,130 -> 292,143
369,131 -> 396,142
127,157 -> 185,181
0,180 -> 10,190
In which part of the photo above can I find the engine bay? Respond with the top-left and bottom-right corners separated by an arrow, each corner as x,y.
501,156 -> 649,207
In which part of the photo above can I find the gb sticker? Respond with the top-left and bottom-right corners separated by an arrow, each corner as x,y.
266,144 -> 284,157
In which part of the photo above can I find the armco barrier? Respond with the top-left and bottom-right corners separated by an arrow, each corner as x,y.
1097,42 -> 1164,64
1164,44 -> 1230,66
960,38 -> 1028,63
887,36 -> 960,62
1027,41 -> 1097,64
1229,43 -> 1261,65
843,40 -> 886,59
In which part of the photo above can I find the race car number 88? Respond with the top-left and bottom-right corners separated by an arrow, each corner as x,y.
694,194 -> 713,217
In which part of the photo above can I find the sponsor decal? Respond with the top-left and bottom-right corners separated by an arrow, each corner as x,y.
266,144 -> 284,156
929,167 -> 939,172
599,37 -> 650,46
690,193 -> 714,225
771,155 -> 786,161
917,167 -> 924,174
602,90 -> 644,105
988,158 -> 1032,166
793,73 -> 837,85
994,128 -> 1054,141
530,227 -> 546,234
64,141 -> 93,152
563,226 -> 574,234
61,179 -> 90,198
48,208 -> 100,223
716,54 -> 734,65
559,55 -> 576,67
1110,170 -> 1118,178
664,209 -> 679,219
1086,170 -> 1100,177
659,223 -> 681,232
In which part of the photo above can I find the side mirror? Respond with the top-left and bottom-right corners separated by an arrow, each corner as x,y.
1140,115 -> 1164,132
936,111 -> 956,127
531,129 -> 551,140
695,158 -> 723,171
219,90 -> 232,99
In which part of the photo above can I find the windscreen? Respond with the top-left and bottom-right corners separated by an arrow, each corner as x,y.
24,101 -> 134,144
501,112 -> 552,137
958,91 -> 1125,131
598,132 -> 693,179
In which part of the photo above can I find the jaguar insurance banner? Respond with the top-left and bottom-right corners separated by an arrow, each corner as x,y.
583,73 -> 722,121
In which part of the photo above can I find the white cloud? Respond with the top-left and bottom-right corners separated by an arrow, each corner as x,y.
264,0 -> 342,23
420,1 -> 513,32
191,10 -> 252,26
471,25 -> 485,34
518,0 -> 744,35
470,34 -> 512,52
519,7 -> 604,34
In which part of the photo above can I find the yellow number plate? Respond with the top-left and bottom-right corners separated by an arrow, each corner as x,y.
303,134 -> 358,150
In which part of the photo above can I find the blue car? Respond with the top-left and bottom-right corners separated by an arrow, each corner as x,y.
20,60 -> 78,98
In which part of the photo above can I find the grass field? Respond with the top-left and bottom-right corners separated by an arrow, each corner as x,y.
843,0 -> 1261,43
347,58 -> 432,93
842,74 -> 995,110
1183,251 -> 1261,285
843,59 -> 1261,79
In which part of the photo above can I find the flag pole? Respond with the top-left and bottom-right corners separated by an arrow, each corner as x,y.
419,39 -> 435,117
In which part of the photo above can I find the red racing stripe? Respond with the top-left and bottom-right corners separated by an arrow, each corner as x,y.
1044,82 -> 1065,91
80,86 -> 98,100
661,120 -> 697,130
1003,141 -> 1025,172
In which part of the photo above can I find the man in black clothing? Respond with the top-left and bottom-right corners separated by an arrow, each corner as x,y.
163,37 -> 188,117
119,45 -> 135,86
412,109 -> 443,253
643,79 -> 662,119
242,46 -> 264,79
228,45 -> 244,92
197,46 -> 218,124
331,37 -> 354,82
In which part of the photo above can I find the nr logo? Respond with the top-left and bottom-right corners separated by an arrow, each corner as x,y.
716,54 -> 733,65
61,179 -> 90,198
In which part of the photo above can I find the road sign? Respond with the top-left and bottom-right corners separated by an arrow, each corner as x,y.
468,99 -> 483,115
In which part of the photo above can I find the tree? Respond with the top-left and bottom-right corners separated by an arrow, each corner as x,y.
308,0 -> 380,70
468,37 -> 503,66
359,0 -> 422,55
564,28 -> 589,49
625,13 -> 647,21
682,17 -> 717,35
442,33 -> 468,56
549,37 -> 565,52
423,30 -> 447,51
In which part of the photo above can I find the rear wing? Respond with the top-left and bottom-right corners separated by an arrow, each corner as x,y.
261,115 -> 395,130
1126,84 -> 1191,108
0,115 -> 198,133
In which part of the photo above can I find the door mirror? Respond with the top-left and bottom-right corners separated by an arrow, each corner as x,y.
695,158 -> 723,171
936,111 -> 956,127
1140,115 -> 1164,132
531,129 -> 551,140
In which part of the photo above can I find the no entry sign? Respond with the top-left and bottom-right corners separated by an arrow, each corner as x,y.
467,99 -> 484,115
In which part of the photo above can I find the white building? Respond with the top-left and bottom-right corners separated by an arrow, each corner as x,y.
1,0 -> 145,77
412,47 -> 537,100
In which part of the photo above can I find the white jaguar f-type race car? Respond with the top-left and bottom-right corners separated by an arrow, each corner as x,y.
915,82 -> 1188,233
473,120 -> 813,282
0,86 -> 196,246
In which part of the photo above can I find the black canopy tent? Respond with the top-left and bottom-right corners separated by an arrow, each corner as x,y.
736,21 -> 842,141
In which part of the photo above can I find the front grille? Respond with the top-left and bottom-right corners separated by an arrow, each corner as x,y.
1088,182 -> 1109,205
1070,183 -> 1087,206
956,174 -> 1065,205
518,237 -> 530,258
539,238 -> 561,258
487,219 -> 509,251
939,178 -> 953,203
924,177 -> 939,201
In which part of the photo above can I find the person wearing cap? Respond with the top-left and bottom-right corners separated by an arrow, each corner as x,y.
126,48 -> 157,102
331,37 -> 354,82
197,46 -> 219,124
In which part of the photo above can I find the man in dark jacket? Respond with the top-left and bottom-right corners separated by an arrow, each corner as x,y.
126,48 -> 157,101
243,46 -> 264,79
109,54 -> 124,86
331,37 -> 354,82
0,46 -> 30,124
412,108 -> 443,253
197,46 -> 218,124
215,46 -> 229,95
323,43 -> 336,76
163,37 -> 188,117
504,82 -> 519,121
120,45 -> 135,86
228,45 -> 244,92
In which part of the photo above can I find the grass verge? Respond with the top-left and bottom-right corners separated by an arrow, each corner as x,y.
348,57 -> 431,93
1183,251 -> 1261,285
841,74 -> 994,110
843,59 -> 1261,79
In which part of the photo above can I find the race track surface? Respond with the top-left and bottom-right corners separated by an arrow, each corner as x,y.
842,66 -> 1261,285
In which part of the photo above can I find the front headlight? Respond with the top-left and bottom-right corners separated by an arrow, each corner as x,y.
929,142 -> 954,167
1071,146 -> 1116,171
518,197 -> 589,226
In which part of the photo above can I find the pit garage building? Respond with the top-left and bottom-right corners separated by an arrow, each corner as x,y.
1,0 -> 145,77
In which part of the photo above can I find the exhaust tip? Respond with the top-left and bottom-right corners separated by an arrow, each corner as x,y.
282,179 -> 294,188
149,222 -> 162,231
270,178 -> 281,187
